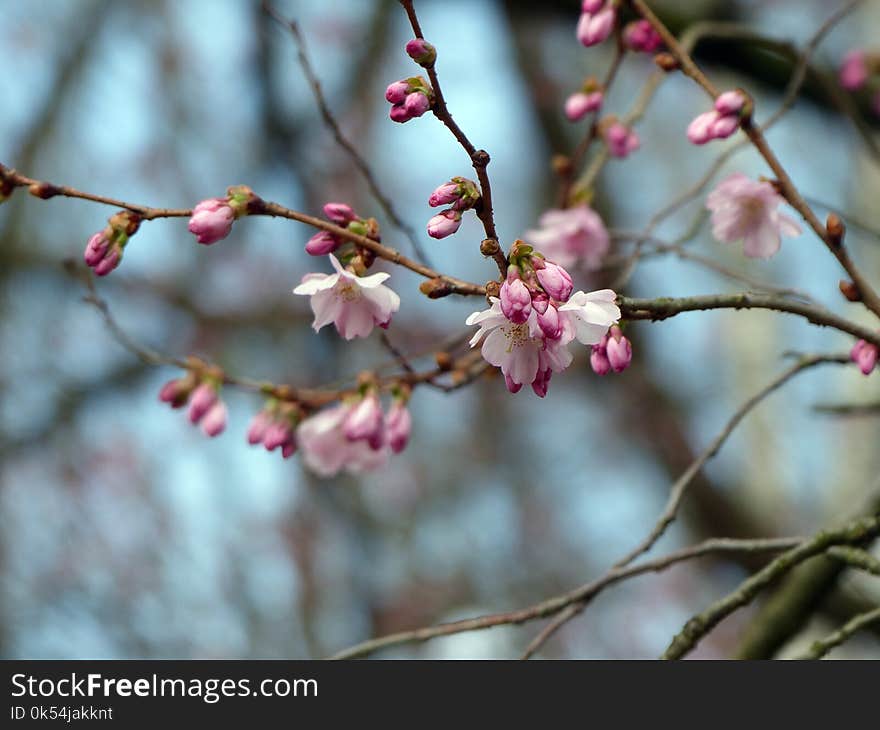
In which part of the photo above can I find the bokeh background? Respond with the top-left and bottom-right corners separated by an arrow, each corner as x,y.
2,0 -> 879,659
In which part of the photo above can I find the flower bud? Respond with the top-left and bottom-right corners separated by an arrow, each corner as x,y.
385,401 -> 412,453
188,197 -> 235,245
92,247 -> 121,277
564,91 -> 603,122
389,103 -> 412,123
536,304 -> 563,340
428,182 -> 460,207
603,121 -> 640,158
840,50 -> 869,91
385,80 -> 410,104
263,420 -> 293,451
590,336 -> 611,375
504,373 -> 523,394
323,202 -> 357,225
343,393 -> 384,444
577,6 -> 615,47
405,38 -> 436,66
500,271 -> 532,324
426,209 -> 462,239
404,91 -> 431,118
305,231 -> 340,256
686,111 -> 719,145
201,400 -> 228,437
531,368 -> 552,398
188,383 -> 218,424
84,231 -> 111,267
714,90 -> 746,116
851,339 -> 879,376
247,411 -> 272,445
158,377 -> 193,409
622,20 -> 663,53
535,261 -> 574,302
606,326 -> 632,373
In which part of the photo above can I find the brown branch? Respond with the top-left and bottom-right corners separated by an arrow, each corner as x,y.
795,606 -> 880,659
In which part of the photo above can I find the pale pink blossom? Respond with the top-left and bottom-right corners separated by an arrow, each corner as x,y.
557,289 -> 620,345
188,198 -> 235,245
706,173 -> 802,259
385,401 -> 412,453
714,90 -> 746,116
577,5 -> 616,47
564,91 -> 603,121
427,209 -> 462,239
840,50 -> 869,90
467,299 -> 547,388
293,254 -> 400,340
535,261 -> 574,302
297,404 -> 389,477
851,339 -> 878,375
523,205 -> 610,270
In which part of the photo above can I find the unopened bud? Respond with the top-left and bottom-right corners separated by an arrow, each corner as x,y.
485,280 -> 501,298
419,277 -> 453,299
28,181 -> 59,199
826,213 -> 845,246
434,351 -> 454,371
839,279 -> 861,302
653,52 -> 679,72
552,154 -> 573,176
480,238 -> 500,257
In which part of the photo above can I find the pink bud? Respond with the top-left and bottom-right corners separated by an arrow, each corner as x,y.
343,394 -> 384,443
263,420 -> 293,451
840,50 -> 869,91
504,374 -> 523,394
427,209 -> 462,239
385,80 -> 410,104
536,261 -> 574,302
536,303 -> 563,340
323,202 -> 357,224
604,121 -> 639,158
708,113 -> 740,140
389,103 -> 412,123
405,38 -> 436,66
188,383 -> 218,424
686,110 -> 721,145
92,247 -> 121,277
565,91 -> 603,122
84,231 -> 111,266
428,182 -> 460,208
577,6 -> 616,48
404,91 -> 431,118
851,339 -> 878,375
305,231 -> 340,256
714,90 -> 746,116
188,198 -> 235,245
531,368 -> 552,398
385,401 -> 412,453
159,378 -> 191,408
201,400 -> 228,437
622,20 -> 663,53
590,337 -> 611,375
500,276 -> 532,324
606,327 -> 632,373
247,411 -> 272,445
582,0 -> 605,13
281,441 -> 297,459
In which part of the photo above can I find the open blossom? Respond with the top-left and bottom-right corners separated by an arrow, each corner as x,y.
188,198 -> 234,244
523,205 -> 610,270
557,289 -> 620,345
603,121 -> 640,158
577,2 -> 616,47
706,173 -> 802,259
293,254 -> 400,340
840,50 -> 869,90
297,403 -> 389,477
851,339 -> 878,376
622,20 -> 662,53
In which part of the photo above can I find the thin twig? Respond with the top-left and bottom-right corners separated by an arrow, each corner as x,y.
795,606 -> 880,659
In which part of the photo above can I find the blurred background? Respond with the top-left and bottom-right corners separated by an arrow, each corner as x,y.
1,0 -> 879,659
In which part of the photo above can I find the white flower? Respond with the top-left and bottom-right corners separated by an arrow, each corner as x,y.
466,298 -> 546,387
557,289 -> 620,345
293,254 -> 400,340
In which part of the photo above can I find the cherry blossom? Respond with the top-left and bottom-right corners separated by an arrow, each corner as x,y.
523,205 -> 610,270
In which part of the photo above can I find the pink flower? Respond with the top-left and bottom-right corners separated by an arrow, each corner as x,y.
622,20 -> 662,53
343,393 -> 385,449
840,50 -> 869,91
297,404 -> 389,477
851,339 -> 878,375
187,383 -> 218,424
564,91 -> 603,121
523,205 -> 610,270
201,400 -> 228,437
427,209 -> 463,239
706,173 -> 802,259
603,121 -> 640,158
582,0 -> 604,12
385,401 -> 412,453
188,198 -> 235,245
500,272 -> 532,324
293,254 -> 401,340
577,5 -> 616,47
535,261 -> 574,302
557,289 -> 620,345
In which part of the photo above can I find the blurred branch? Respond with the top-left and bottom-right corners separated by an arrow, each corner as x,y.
794,606 -> 880,659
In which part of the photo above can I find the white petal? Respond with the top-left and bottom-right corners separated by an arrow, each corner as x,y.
310,289 -> 343,331
293,272 -> 338,295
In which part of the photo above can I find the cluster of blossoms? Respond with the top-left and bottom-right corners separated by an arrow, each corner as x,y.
159,372 -> 228,437
296,388 -> 412,477
577,0 -> 616,48
523,204 -> 610,270
706,173 -> 801,259
601,117 -> 640,158
839,50 -> 880,114
385,76 -> 434,123
466,242 -> 626,396
686,90 -> 747,145
565,77 -> 604,122
426,177 -> 480,239
188,185 -> 259,245
83,210 -> 141,276
304,202 -> 380,256
851,338 -> 879,376
622,19 -> 663,54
